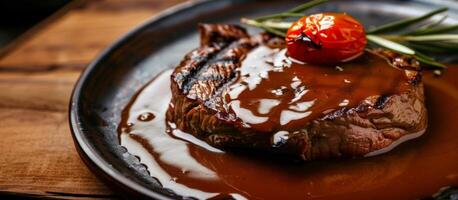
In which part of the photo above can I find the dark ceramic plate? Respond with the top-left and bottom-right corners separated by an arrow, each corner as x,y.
69,0 -> 458,199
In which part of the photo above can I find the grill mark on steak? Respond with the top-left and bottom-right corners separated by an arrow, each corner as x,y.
375,95 -> 390,109
173,46 -> 222,92
175,24 -> 261,105
167,24 -> 428,161
174,24 -> 249,95
187,39 -> 256,103
169,24 -> 264,135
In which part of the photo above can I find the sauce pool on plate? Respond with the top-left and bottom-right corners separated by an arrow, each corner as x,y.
118,51 -> 458,199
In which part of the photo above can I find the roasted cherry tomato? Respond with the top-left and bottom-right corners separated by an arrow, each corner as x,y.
286,13 -> 367,65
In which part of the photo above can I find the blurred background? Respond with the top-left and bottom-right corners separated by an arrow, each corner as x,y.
0,1 -> 185,198
1,0 -> 457,52
0,0 -> 72,48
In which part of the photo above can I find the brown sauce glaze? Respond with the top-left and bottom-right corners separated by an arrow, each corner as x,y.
119,66 -> 458,199
223,47 -> 411,132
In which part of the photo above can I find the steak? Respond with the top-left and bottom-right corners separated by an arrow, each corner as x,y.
166,24 -> 427,160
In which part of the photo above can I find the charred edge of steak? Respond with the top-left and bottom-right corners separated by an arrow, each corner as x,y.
168,24 -> 427,161
199,23 -> 248,46
172,24 -> 248,94
237,85 -> 427,161
374,95 -> 391,109
172,24 -> 258,100
168,24 -> 273,137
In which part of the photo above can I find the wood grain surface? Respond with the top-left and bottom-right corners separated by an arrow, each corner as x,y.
1,0 -> 457,199
0,0 -> 184,198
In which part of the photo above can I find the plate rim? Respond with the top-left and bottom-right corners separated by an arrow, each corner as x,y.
68,0 -> 457,199
69,0 -> 212,199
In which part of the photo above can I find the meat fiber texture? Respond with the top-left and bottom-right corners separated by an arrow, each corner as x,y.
166,24 -> 427,161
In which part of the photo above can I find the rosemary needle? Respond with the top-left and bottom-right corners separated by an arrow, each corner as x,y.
241,0 -> 457,69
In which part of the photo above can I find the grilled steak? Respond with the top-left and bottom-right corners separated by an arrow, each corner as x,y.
166,24 -> 427,160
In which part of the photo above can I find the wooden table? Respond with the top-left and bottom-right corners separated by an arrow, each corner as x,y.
0,0 -> 185,198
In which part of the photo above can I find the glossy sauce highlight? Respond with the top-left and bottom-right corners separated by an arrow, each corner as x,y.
119,59 -> 458,200
223,46 -> 409,133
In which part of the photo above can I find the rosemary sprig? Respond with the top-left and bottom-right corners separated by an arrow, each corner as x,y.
415,52 -> 447,68
366,7 -> 448,34
366,35 -> 415,55
405,15 -> 448,35
241,0 -> 458,70
241,18 -> 287,37
255,0 -> 328,21
400,34 -> 458,42
410,24 -> 458,35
